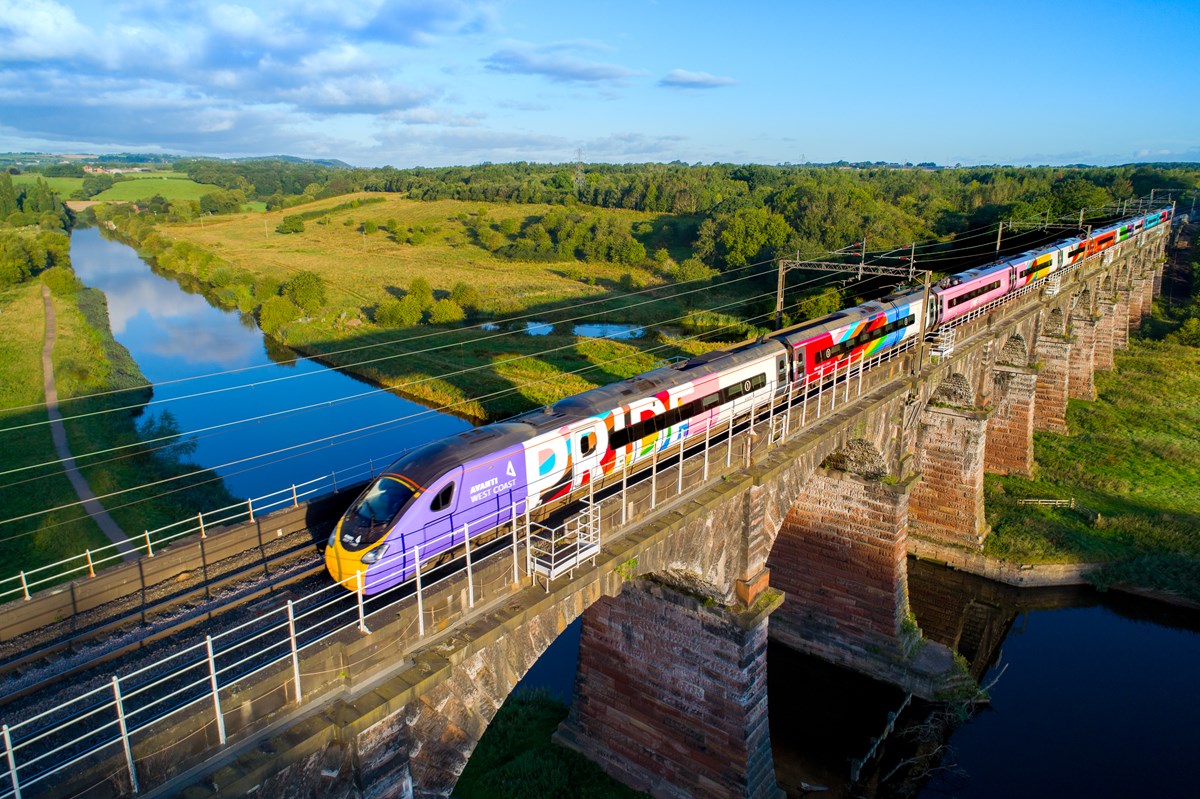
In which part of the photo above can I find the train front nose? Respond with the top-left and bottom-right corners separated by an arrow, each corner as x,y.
324,520 -> 365,591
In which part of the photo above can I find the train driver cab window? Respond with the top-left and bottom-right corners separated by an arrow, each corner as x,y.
430,482 -> 455,513
579,431 -> 597,456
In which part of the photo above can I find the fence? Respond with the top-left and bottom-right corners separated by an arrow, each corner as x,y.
0,228 -> 1162,797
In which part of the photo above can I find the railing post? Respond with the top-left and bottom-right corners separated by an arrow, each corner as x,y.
676,441 -> 684,495
2,724 -> 20,799
802,376 -> 809,427
143,530 -> 154,558
650,446 -> 658,509
510,502 -> 520,584
85,549 -> 95,578
620,462 -> 628,526
112,676 -> 138,795
19,572 -> 29,601
205,636 -> 226,746
524,510 -> 532,581
369,458 -> 374,477
332,470 -> 338,493
414,544 -> 425,638
464,523 -> 475,609
703,419 -> 711,482
247,498 -> 254,523
356,570 -> 369,634
726,406 -> 734,468
197,512 -> 206,539
291,484 -> 299,507
286,600 -> 302,703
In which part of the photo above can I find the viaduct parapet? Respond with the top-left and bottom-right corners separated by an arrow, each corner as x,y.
16,224 -> 1170,799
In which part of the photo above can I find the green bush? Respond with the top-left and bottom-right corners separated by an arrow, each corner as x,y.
276,215 -> 305,234
408,277 -> 434,309
282,271 -> 326,314
449,281 -> 482,311
428,298 -> 465,325
40,266 -> 81,296
375,296 -> 423,327
258,295 -> 300,335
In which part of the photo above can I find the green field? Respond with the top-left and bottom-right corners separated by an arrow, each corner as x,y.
0,274 -> 237,581
983,252 -> 1200,600
456,691 -> 647,799
110,193 -> 747,419
92,176 -> 213,202
11,173 -> 84,196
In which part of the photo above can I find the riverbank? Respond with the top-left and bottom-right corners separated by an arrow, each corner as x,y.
0,255 -> 237,576
97,201 -> 740,421
978,228 -> 1200,605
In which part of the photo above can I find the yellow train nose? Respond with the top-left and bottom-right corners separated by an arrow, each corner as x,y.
324,523 -> 365,592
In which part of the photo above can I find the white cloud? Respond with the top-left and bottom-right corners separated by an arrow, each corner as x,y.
658,69 -> 737,89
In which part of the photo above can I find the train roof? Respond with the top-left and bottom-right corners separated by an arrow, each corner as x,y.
547,341 -> 779,420
382,422 -> 535,487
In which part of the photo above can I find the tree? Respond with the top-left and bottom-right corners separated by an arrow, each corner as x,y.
673,257 -> 717,283
375,296 -> 423,327
282,271 -> 326,313
408,276 -> 434,309
428,298 -> 465,324
277,215 -> 305,234
449,281 -> 481,311
258,295 -> 300,335
0,173 -> 17,217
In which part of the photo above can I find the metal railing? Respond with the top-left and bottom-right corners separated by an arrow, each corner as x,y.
0,222 -> 1163,797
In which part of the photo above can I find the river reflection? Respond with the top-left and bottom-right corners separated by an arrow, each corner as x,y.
69,227 -> 471,500
767,559 -> 1200,798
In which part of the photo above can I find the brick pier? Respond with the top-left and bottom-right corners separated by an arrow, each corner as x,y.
556,577 -> 784,799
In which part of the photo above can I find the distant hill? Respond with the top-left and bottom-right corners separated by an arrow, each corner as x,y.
235,155 -> 354,168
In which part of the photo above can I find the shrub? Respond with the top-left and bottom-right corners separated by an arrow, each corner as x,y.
258,295 -> 300,335
375,296 -> 423,327
428,298 -> 465,325
408,277 -> 434,309
276,215 -> 305,234
40,266 -> 81,296
282,271 -> 326,314
449,281 -> 481,311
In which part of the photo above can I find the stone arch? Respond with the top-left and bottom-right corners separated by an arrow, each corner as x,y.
998,333 -> 1029,366
821,437 -> 887,480
1046,308 -> 1066,336
931,372 -> 974,408
1075,289 -> 1092,314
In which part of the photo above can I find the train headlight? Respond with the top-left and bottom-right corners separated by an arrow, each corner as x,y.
328,519 -> 343,548
361,543 -> 389,564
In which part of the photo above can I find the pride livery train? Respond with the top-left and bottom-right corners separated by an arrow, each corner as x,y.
326,206 -> 1171,594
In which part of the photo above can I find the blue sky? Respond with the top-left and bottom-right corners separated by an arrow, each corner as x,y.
1,0 -> 1197,167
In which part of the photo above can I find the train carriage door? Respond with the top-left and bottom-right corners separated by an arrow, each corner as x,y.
415,466 -> 464,554
775,354 -> 788,394
571,421 -> 606,492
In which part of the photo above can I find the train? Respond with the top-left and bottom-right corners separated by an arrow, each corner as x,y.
325,205 -> 1172,595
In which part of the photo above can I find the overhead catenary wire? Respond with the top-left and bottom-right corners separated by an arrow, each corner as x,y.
0,263 -> 786,476
0,291 -> 824,543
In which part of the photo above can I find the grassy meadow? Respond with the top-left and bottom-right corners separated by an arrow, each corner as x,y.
0,277 -> 237,581
0,283 -> 110,577
165,193 -> 679,313
140,193 -> 756,419
983,249 -> 1200,600
92,174 -> 214,202
11,172 -> 85,196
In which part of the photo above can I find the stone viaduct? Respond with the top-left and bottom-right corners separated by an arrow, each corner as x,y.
112,225 -> 1168,799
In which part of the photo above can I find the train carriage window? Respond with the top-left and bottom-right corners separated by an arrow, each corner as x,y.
430,482 -> 455,512
579,431 -> 597,456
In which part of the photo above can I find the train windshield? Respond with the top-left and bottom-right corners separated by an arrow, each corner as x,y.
348,475 -> 415,530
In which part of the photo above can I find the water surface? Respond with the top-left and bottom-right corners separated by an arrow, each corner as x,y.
69,228 -> 470,500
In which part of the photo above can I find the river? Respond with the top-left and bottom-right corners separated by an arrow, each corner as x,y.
68,227 -> 471,501
70,229 -> 1200,797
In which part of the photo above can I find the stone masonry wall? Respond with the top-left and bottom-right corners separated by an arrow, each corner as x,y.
1033,336 -> 1071,434
909,406 -> 989,549
1068,312 -> 1097,401
556,578 -> 783,799
984,366 -> 1037,476
768,469 -> 913,657
1113,289 -> 1131,350
1094,301 -> 1115,371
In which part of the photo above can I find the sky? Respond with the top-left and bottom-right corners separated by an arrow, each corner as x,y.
1,0 -> 1198,168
